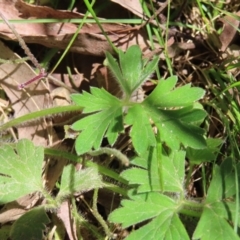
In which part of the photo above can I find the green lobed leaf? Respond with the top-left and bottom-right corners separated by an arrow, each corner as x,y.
0,139 -> 44,204
126,213 -> 189,240
187,138 -> 223,164
10,207 -> 50,240
206,158 -> 239,202
161,150 -> 185,193
122,147 -> 162,193
57,165 -> 103,200
123,74 -> 207,150
147,106 -> 207,149
71,87 -> 123,155
71,87 -> 121,113
121,168 -> 155,192
145,76 -> 205,108
108,192 -> 176,228
124,149 -> 185,193
109,191 -> 189,239
192,207 -> 239,240
138,55 -> 159,90
125,104 -> 156,155
104,51 -> 128,95
193,158 -> 240,240
105,45 -> 159,98
72,107 -> 123,155
119,45 -> 142,94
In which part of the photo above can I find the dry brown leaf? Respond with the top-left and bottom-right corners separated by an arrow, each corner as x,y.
0,40 -> 53,146
0,193 -> 40,224
0,0 -> 153,56
219,12 -> 240,51
0,40 -> 71,194
57,200 -> 77,240
110,0 -> 143,18
51,87 -> 71,107
44,157 -> 68,191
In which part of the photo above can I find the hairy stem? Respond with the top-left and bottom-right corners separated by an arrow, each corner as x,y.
88,147 -> 130,166
0,11 -> 42,70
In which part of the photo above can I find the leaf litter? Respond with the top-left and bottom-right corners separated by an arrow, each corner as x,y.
0,0 -> 239,239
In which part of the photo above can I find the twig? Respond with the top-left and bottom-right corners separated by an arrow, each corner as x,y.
0,11 -> 42,70
0,11 -> 47,89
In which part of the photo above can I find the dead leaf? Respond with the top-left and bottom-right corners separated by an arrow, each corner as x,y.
110,0 -> 144,19
44,157 -> 68,191
219,12 -> 240,51
0,193 -> 40,224
0,0 -> 154,56
0,40 -> 53,146
0,40 -> 73,194
57,200 -> 77,240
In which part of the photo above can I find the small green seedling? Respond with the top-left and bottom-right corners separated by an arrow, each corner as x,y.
71,45 -> 206,156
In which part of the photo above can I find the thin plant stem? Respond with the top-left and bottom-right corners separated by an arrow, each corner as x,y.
92,188 -> 111,237
18,68 -> 47,89
0,11 -> 48,90
0,105 -> 82,132
49,2 -> 92,74
83,0 -> 119,54
0,57 -> 29,64
0,11 -> 42,70
88,147 -> 130,166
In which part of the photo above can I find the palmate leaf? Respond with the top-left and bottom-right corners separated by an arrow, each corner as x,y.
125,76 -> 207,152
193,208 -> 239,240
125,103 -> 206,154
122,148 -> 185,193
145,76 -> 205,108
124,104 -> 156,156
57,165 -> 103,200
153,107 -> 207,149
143,77 -> 206,149
71,87 -> 123,155
0,139 -> 43,204
104,51 -> 128,96
126,213 -> 189,240
108,192 -> 189,240
193,159 -> 240,240
187,138 -> 223,164
105,45 -> 159,98
10,207 -> 50,240
112,149 -> 188,239
119,45 -> 142,95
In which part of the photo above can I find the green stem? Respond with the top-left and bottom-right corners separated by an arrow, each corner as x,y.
71,199 -> 103,239
41,187 -> 59,210
0,105 -> 82,132
179,199 -> 204,218
83,0 -> 119,54
0,19 -> 144,24
88,147 -> 130,166
92,189 -> 111,237
44,148 -> 128,186
103,182 -> 128,197
50,3 -> 91,73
